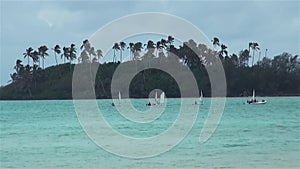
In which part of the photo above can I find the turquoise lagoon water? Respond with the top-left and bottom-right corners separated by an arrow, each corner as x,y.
1,97 -> 299,168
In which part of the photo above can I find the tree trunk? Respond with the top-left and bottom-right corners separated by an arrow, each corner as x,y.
113,50 -> 116,63
55,53 -> 58,65
252,50 -> 255,66
120,50 -> 122,63
257,51 -> 261,65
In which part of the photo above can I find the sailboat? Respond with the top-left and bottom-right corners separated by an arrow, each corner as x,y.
246,89 -> 267,105
146,91 -> 165,106
155,91 -> 158,104
112,91 -> 121,106
159,92 -> 165,104
194,90 -> 203,105
118,91 -> 121,104
200,90 -> 203,104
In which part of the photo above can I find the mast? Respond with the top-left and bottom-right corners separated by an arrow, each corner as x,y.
200,90 -> 203,101
118,91 -> 121,102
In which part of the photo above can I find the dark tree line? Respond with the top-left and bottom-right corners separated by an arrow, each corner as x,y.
0,36 -> 299,99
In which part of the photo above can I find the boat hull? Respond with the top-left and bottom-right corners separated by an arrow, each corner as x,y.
249,101 -> 267,105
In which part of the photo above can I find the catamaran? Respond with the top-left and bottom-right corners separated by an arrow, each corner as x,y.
246,89 -> 267,105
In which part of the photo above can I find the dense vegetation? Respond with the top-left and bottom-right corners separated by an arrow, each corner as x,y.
0,36 -> 299,100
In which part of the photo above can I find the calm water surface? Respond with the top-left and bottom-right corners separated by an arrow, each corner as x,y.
1,97 -> 299,168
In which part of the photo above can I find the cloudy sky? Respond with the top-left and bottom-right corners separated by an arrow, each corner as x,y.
0,0 -> 299,86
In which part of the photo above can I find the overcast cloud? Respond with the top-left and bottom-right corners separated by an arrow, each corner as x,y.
1,0 -> 299,86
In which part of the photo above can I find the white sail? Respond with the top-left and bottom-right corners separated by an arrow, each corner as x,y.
246,89 -> 267,105
118,91 -> 121,102
155,91 -> 158,103
160,92 -> 165,104
200,90 -> 203,102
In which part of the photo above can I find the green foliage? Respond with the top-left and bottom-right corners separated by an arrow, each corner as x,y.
0,38 -> 299,100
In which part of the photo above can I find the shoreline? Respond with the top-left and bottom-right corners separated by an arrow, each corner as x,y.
0,95 -> 299,101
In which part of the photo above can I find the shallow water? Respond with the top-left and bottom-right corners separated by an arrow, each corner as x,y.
1,97 -> 299,168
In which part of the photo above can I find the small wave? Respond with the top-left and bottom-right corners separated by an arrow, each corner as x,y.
242,129 -> 251,132
223,144 -> 250,148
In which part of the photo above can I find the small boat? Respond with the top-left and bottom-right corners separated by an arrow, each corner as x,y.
246,90 -> 267,105
118,91 -> 121,103
112,91 -> 121,106
160,92 -> 165,104
146,91 -> 165,106
155,91 -> 159,104
194,90 -> 203,105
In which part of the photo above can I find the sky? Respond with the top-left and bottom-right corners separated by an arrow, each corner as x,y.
0,0 -> 299,86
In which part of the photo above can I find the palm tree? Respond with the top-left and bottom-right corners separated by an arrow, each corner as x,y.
257,51 -> 261,66
127,42 -> 134,60
144,40 -> 156,68
38,45 -> 49,69
14,59 -> 23,74
156,41 -> 161,57
53,45 -> 61,65
62,47 -> 70,64
220,44 -> 228,59
80,39 -> 92,62
23,47 -> 33,66
112,43 -> 120,62
212,37 -> 220,50
69,44 -> 77,63
264,49 -> 268,58
92,49 -> 102,63
31,50 -> 39,66
89,47 -> 97,62
79,50 -> 89,63
239,49 -> 251,67
145,40 -> 155,55
119,42 -> 126,62
167,35 -> 174,45
156,39 -> 167,58
160,38 -> 167,53
11,60 -> 24,83
133,42 -> 143,60
167,35 -> 174,56
95,49 -> 103,63
249,42 -> 260,66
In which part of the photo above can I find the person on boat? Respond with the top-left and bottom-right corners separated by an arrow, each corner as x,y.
194,100 -> 198,105
146,102 -> 151,106
112,102 -> 115,107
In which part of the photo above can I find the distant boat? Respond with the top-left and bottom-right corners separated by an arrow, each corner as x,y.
112,91 -> 121,107
146,91 -> 165,106
118,91 -> 121,103
200,90 -> 203,104
160,92 -> 165,104
194,90 -> 203,105
246,89 -> 267,105
155,91 -> 158,104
